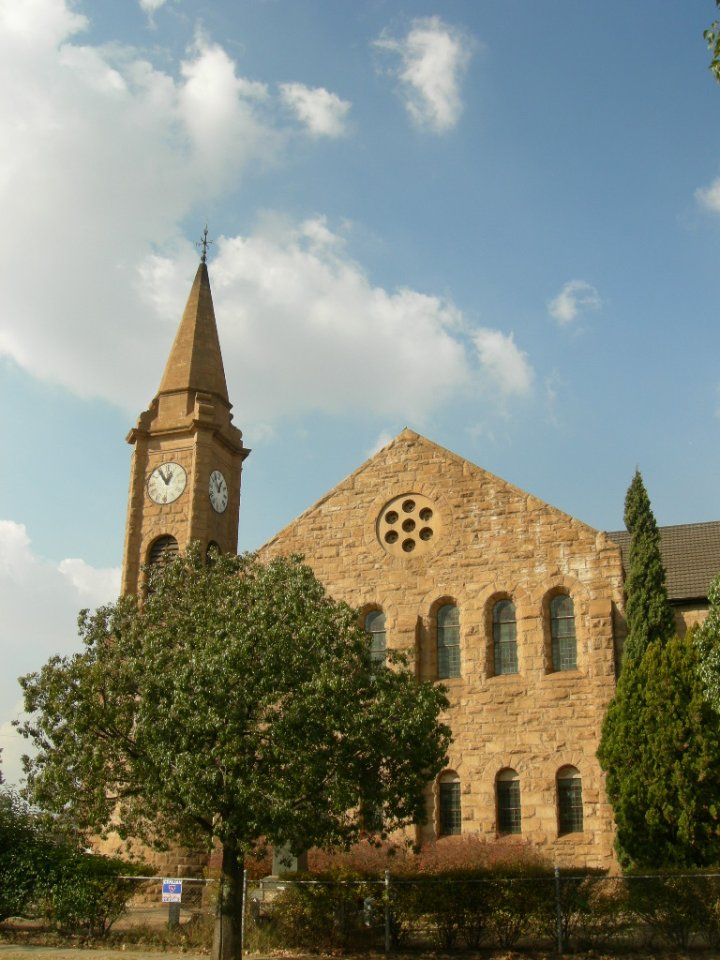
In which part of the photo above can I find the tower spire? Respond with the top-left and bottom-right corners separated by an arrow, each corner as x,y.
156,256 -> 229,405
121,235 -> 248,597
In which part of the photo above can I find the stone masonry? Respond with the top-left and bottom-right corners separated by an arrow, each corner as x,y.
261,428 -> 625,870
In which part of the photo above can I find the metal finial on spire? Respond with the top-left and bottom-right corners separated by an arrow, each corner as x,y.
196,225 -> 213,263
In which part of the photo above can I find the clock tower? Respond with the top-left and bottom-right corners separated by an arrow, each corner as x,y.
121,253 -> 249,596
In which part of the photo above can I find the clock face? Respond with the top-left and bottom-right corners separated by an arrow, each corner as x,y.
209,470 -> 228,513
147,462 -> 187,505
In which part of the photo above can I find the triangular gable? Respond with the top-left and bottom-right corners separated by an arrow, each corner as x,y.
262,427 -> 609,554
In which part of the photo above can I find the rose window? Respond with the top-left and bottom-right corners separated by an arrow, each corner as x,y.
377,494 -> 441,557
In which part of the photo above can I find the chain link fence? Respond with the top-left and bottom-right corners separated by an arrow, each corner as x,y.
244,871 -> 720,954
6,869 -> 720,954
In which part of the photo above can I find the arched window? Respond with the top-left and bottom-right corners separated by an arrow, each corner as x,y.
493,600 -> 518,675
550,594 -> 577,671
438,772 -> 461,836
365,610 -> 387,666
437,604 -> 460,679
148,535 -> 178,565
496,768 -> 521,835
557,766 -> 583,834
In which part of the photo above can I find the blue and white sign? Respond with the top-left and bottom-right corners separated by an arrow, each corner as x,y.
162,878 -> 183,903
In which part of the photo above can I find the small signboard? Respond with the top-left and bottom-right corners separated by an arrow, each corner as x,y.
162,878 -> 183,903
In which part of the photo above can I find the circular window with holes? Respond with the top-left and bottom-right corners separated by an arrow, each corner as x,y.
377,493 -> 441,557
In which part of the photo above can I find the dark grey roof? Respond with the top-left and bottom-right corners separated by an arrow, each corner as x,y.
607,522 -> 720,603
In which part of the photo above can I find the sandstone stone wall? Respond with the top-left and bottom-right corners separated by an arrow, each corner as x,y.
261,430 -> 624,871
673,603 -> 709,635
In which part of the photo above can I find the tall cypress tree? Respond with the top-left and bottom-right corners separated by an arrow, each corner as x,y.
598,470 -> 679,866
622,469 -> 676,663
602,630 -> 720,867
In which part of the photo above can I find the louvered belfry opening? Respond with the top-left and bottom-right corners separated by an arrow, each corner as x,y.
149,535 -> 179,565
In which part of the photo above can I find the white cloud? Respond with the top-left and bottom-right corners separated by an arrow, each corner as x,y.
373,16 -> 472,133
205,220 -> 473,426
139,0 -> 168,13
0,0 -> 531,435
59,558 -> 122,599
473,329 -> 533,396
0,0 -> 285,409
280,83 -> 351,138
0,0 -> 87,49
547,280 -> 602,325
0,521 -> 120,787
696,177 -> 720,214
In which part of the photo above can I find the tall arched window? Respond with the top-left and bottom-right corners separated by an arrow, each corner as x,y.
438,771 -> 461,836
557,766 -> 583,834
437,604 -> 460,679
493,600 -> 518,675
550,594 -> 577,671
364,610 -> 387,666
148,535 -> 178,565
496,768 -> 521,835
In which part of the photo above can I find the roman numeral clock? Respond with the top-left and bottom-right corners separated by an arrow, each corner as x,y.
147,462 -> 187,505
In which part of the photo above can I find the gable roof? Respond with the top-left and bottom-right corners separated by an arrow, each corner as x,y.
607,522 -> 720,603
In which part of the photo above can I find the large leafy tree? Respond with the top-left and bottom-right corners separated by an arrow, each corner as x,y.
17,547 -> 451,960
598,471 -> 678,866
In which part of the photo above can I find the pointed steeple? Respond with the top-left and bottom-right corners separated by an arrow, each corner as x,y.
157,261 -> 229,405
122,245 -> 248,599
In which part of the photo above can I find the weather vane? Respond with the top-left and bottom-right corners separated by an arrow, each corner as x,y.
197,225 -> 213,263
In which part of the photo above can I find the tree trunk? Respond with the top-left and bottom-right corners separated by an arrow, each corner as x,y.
212,842 -> 244,960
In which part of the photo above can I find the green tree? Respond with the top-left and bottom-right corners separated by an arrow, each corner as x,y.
0,788 -> 44,921
621,469 -> 675,664
706,0 -> 720,83
17,547 -> 451,960
696,574 -> 720,709
598,471 -> 677,866
0,787 -> 140,931
600,631 -> 720,867
632,632 -> 720,865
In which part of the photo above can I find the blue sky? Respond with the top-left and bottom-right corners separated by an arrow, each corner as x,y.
1,0 -> 720,784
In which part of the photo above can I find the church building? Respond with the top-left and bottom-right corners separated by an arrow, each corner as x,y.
122,255 -> 720,872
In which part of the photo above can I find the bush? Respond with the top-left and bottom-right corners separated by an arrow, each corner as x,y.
0,789 -> 48,921
0,786 -> 143,937
266,874 -> 378,952
387,873 -> 489,950
39,851 -> 142,938
627,872 -> 720,949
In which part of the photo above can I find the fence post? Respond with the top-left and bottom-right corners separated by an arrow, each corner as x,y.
168,902 -> 181,930
384,869 -> 391,953
241,869 -> 247,956
554,866 -> 563,954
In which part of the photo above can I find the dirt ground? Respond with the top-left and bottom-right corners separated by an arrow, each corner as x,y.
0,950 -> 206,960
3,948 -> 720,960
